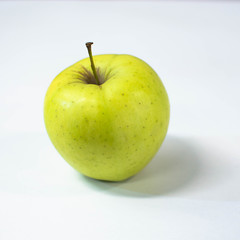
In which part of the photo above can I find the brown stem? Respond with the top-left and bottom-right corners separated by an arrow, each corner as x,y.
85,42 -> 100,85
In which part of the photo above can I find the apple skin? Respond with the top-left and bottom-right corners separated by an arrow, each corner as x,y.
44,54 -> 170,181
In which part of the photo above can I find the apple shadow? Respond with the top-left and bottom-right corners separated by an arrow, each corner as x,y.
81,135 -> 201,197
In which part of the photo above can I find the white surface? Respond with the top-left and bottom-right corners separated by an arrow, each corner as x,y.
0,1 -> 240,239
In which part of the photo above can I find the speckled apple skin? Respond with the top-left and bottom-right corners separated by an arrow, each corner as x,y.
44,54 -> 170,181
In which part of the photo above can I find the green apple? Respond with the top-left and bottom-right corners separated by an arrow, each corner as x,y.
44,42 -> 170,181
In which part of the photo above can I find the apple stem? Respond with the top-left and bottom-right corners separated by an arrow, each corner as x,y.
86,42 -> 100,85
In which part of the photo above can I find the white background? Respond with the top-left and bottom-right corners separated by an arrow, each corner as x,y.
0,1 -> 240,239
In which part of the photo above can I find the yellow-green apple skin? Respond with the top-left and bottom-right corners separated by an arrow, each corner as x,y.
44,54 -> 170,181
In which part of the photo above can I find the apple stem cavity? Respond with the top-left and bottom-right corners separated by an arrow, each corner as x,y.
86,42 -> 100,85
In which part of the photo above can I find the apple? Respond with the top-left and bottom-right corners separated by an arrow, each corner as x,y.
44,42 -> 170,181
